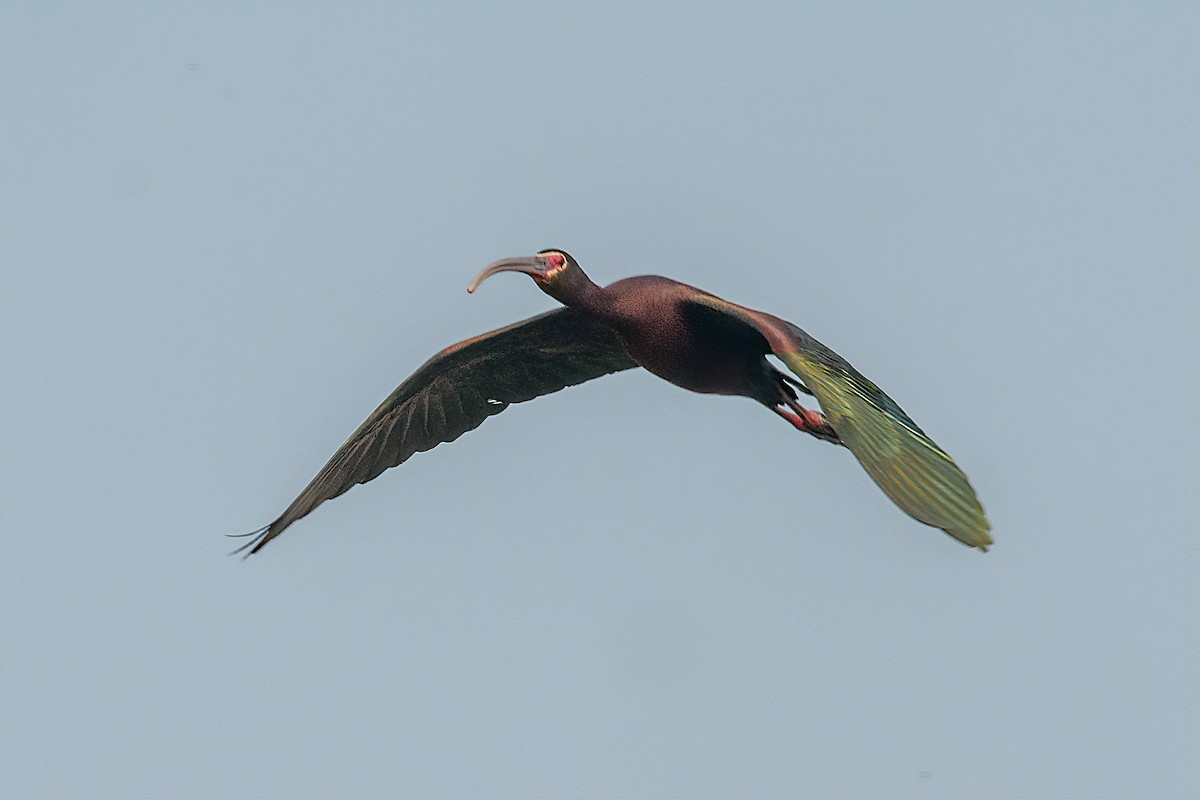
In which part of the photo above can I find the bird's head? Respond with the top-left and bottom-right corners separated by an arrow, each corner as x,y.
467,249 -> 591,303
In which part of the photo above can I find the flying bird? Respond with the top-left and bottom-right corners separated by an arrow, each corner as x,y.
233,250 -> 990,556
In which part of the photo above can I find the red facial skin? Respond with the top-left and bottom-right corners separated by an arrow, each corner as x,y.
539,251 -> 569,282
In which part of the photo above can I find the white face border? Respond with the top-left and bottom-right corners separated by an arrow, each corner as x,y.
539,250 -> 569,281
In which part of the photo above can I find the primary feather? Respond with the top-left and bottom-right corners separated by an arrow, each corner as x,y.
684,293 -> 991,550
234,308 -> 635,555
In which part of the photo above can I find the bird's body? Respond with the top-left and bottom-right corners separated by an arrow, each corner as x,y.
234,250 -> 990,556
581,276 -> 780,401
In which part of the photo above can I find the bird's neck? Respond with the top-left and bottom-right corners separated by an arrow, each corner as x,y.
543,267 -> 605,312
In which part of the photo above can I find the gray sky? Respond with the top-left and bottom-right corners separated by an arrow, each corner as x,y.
2,2 -> 1197,798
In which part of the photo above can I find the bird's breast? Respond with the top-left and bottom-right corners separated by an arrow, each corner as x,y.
600,293 -> 762,397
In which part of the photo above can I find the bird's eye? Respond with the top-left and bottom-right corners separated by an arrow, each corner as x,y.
543,252 -> 567,271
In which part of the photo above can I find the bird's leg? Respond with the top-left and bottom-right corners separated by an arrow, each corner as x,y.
779,372 -> 814,396
773,397 -> 843,446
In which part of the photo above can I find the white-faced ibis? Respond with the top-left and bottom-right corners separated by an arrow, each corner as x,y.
233,250 -> 990,556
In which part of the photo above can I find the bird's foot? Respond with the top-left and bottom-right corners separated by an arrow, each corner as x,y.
774,404 -> 843,445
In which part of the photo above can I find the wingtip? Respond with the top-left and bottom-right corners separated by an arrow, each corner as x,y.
951,523 -> 993,553
977,528 -> 994,553
227,524 -> 271,559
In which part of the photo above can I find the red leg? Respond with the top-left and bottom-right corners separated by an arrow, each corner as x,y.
773,403 -> 843,445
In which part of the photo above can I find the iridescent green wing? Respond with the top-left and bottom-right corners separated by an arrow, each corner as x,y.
686,293 -> 992,551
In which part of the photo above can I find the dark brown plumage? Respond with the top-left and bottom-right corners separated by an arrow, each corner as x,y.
234,249 -> 990,555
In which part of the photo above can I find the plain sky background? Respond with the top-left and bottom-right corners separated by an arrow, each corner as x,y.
2,2 -> 1197,798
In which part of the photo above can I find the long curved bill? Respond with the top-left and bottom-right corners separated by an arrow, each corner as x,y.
467,256 -> 547,293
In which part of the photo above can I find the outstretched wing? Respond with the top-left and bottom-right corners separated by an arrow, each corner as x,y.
685,294 -> 992,551
236,308 -> 636,555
